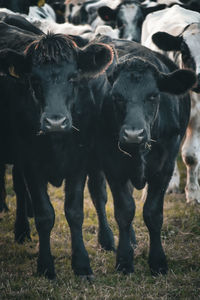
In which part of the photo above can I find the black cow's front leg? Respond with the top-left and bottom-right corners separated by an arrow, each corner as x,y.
88,170 -> 115,251
143,174 -> 170,276
13,166 -> 31,243
65,172 -> 93,278
108,178 -> 135,274
25,168 -> 55,279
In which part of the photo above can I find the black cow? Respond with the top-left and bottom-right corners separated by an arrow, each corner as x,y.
0,24 -> 114,279
0,19 -> 42,222
92,36 -> 196,275
0,0 -> 45,14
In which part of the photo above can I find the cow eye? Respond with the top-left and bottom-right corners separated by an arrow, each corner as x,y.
148,93 -> 159,102
68,73 -> 78,84
113,95 -> 125,107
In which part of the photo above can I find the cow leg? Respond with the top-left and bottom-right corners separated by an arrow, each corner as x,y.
65,172 -> 93,278
181,124 -> 200,204
143,174 -> 171,276
13,166 -> 31,243
108,178 -> 135,274
166,161 -> 180,194
25,169 -> 55,279
87,171 -> 115,251
0,164 -> 8,212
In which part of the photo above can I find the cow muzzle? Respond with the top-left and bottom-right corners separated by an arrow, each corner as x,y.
41,113 -> 71,133
119,128 -> 146,145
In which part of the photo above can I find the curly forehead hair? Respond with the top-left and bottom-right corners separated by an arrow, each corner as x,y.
24,32 -> 78,65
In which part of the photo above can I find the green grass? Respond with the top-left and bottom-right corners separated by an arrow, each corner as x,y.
0,165 -> 200,300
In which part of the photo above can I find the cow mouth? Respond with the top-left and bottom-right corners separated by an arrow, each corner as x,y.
118,139 -> 154,157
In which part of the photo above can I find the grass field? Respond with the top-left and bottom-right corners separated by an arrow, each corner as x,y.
0,161 -> 200,300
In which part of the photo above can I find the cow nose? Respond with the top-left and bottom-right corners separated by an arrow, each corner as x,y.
42,114 -> 70,132
120,128 -> 145,144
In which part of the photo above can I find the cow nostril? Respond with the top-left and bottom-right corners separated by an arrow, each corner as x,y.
43,116 -> 69,132
122,128 -> 145,144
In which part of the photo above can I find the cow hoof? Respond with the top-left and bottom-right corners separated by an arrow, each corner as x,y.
166,185 -> 180,194
150,265 -> 168,276
116,260 -> 134,275
98,227 -> 115,251
15,231 -> 31,244
185,185 -> 200,204
37,259 -> 56,280
15,221 -> 31,244
149,256 -> 168,276
72,254 -> 93,277
38,269 -> 56,280
79,274 -> 95,282
73,265 -> 93,277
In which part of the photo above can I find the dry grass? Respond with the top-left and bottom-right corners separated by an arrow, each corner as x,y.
0,162 -> 200,300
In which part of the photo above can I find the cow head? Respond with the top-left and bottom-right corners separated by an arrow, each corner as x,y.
0,33 -> 113,134
98,1 -> 166,42
0,0 -> 45,14
110,58 -> 196,152
152,23 -> 200,92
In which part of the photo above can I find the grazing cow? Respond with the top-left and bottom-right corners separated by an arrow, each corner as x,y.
142,5 -> 200,203
0,0 -> 45,14
0,22 -> 114,279
92,36 -> 195,275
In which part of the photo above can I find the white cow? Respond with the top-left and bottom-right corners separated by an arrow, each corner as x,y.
142,5 -> 200,204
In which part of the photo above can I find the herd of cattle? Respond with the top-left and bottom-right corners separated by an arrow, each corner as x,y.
0,0 -> 199,280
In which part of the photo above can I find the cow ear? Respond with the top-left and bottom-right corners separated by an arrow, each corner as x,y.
152,32 -> 182,51
158,69 -> 196,95
77,43 -> 114,78
0,49 -> 30,78
98,6 -> 117,22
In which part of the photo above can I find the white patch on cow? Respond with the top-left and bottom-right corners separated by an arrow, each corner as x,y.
94,25 -> 119,39
28,3 -> 56,22
85,0 -> 120,13
32,18 -> 92,35
166,162 -> 180,194
183,24 -> 200,76
118,3 -> 142,41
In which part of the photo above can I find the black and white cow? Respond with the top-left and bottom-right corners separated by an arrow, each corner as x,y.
97,1 -> 166,42
92,36 -> 195,275
142,5 -> 200,203
0,22 -> 114,278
